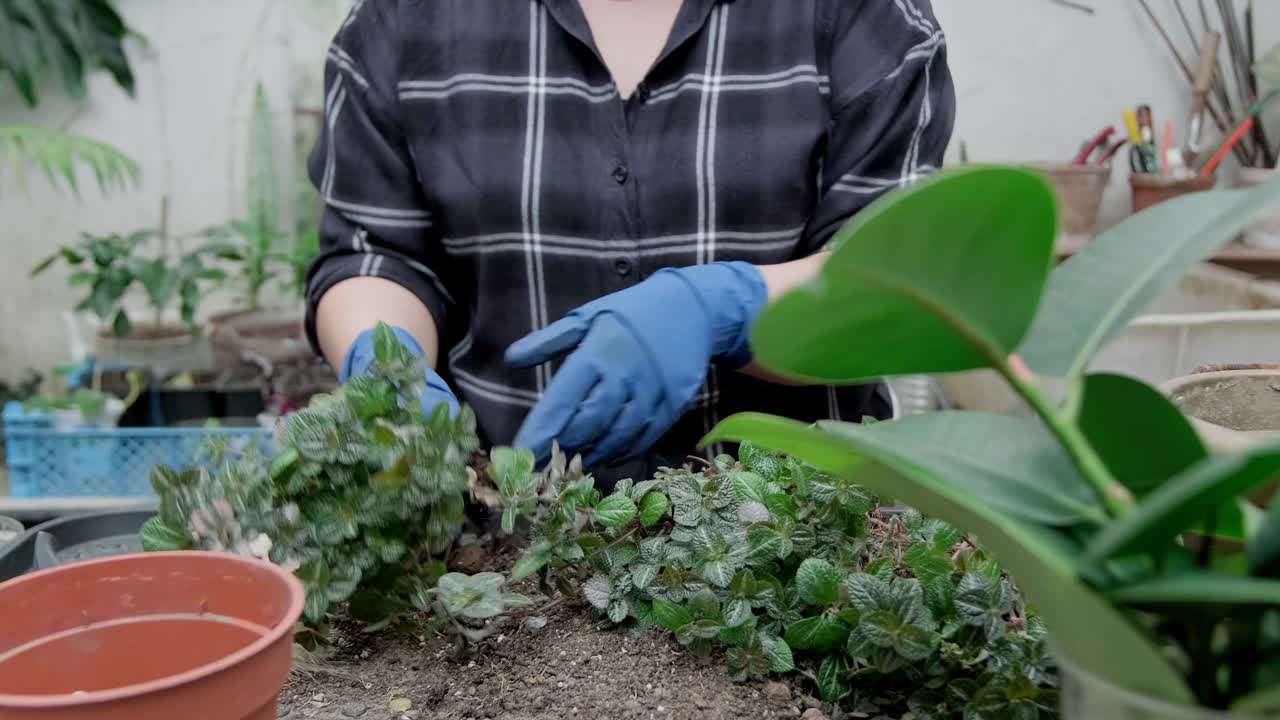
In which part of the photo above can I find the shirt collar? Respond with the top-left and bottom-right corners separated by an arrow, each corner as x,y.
541,0 -> 724,74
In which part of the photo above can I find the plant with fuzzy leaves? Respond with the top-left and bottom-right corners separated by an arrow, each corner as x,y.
141,323 -> 482,627
708,165 -> 1280,714
509,443 -> 1056,717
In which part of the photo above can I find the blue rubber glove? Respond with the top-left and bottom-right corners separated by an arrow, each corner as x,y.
505,261 -> 767,466
340,325 -> 460,418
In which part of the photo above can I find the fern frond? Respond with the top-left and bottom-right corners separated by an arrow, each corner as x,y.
0,125 -> 140,196
246,82 -> 280,237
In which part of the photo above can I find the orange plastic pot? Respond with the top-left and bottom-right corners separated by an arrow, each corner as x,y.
0,551 -> 304,720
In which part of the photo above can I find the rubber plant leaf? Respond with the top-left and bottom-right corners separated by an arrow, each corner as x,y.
1019,175 -> 1280,380
705,412 -> 1194,704
1083,447 -> 1280,566
1104,573 -> 1280,606
822,412 -> 1105,526
1078,373 -> 1242,539
748,165 -> 1057,383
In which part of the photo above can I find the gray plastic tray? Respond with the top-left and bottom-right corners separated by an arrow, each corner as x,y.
0,510 -> 154,583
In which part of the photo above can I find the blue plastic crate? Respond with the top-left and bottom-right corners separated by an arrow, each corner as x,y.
2,402 -> 272,498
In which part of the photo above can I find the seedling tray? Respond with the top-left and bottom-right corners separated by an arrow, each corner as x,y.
0,509 -> 153,583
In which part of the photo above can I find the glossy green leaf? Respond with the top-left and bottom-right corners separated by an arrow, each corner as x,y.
821,412 -> 1105,525
762,636 -> 794,673
651,600 -> 693,633
749,166 -> 1056,383
1020,177 -> 1280,380
1083,449 -> 1280,565
723,598 -> 754,628
638,491 -> 670,527
706,412 -> 1194,704
784,615 -> 851,652
593,494 -> 638,528
1079,374 -> 1206,494
795,558 -> 843,607
816,654 -> 851,702
1105,573 -> 1280,606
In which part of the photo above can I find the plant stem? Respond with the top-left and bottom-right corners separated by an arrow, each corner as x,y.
994,360 -> 1133,518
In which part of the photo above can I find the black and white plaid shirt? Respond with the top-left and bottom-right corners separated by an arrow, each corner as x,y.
305,0 -> 956,477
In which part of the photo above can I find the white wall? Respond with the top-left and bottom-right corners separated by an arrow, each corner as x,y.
2,0 -> 1278,382
936,0 -> 1280,226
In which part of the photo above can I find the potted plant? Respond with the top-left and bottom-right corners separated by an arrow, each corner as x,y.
204,83 -> 316,368
706,165 -> 1280,716
31,229 -> 222,376
0,550 -> 304,719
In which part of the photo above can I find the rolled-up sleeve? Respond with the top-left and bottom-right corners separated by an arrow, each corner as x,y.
303,0 -> 454,354
799,0 -> 956,253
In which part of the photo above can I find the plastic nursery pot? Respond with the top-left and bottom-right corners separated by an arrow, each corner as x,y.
1238,167 -> 1280,249
0,516 -> 22,550
1031,163 -> 1111,237
1057,649 -> 1268,720
1130,172 -> 1216,213
0,551 -> 304,720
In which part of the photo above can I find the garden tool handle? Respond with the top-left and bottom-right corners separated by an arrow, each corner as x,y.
1190,32 -> 1220,116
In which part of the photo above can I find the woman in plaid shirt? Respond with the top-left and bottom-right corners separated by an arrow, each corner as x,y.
307,0 -> 955,486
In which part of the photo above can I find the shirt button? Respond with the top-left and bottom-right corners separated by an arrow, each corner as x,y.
614,258 -> 633,276
612,163 -> 629,184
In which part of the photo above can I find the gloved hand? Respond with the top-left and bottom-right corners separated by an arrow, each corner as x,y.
506,261 -> 767,466
340,325 -> 460,418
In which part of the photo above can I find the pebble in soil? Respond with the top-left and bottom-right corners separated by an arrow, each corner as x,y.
284,607 -> 812,720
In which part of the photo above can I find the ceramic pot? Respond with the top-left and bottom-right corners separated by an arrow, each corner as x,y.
0,551 -> 304,720
1032,163 -> 1111,237
1130,172 -> 1216,213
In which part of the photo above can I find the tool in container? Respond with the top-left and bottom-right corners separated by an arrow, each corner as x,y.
1183,30 -> 1220,167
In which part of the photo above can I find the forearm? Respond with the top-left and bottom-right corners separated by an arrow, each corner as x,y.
314,276 -> 442,371
737,252 -> 829,384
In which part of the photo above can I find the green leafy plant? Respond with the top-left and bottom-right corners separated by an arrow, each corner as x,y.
707,165 -> 1280,713
141,323 -> 487,628
31,229 -> 221,336
200,83 -> 301,310
0,0 -> 136,106
0,1 -> 140,196
140,321 -> 1054,713
0,126 -> 138,196
506,443 -> 1056,717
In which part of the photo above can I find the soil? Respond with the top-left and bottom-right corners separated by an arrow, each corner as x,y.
1171,373 -> 1280,432
281,608 -> 821,720
281,540 -> 830,720
99,324 -> 192,341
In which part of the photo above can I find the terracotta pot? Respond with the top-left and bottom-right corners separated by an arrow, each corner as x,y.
1032,163 -> 1111,237
1130,172 -> 1216,213
0,551 -> 304,720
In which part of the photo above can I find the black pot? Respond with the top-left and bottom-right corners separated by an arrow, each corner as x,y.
0,509 -> 154,583
156,368 -> 267,426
